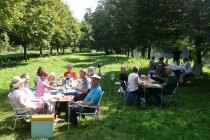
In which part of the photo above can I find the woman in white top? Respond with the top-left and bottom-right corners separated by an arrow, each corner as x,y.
9,76 -> 48,115
127,66 -> 145,105
178,57 -> 192,83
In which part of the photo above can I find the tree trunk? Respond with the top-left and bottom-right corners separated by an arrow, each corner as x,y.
147,46 -> 151,59
195,46 -> 202,64
40,46 -> 42,55
23,43 -> 27,61
50,46 -> 53,55
131,48 -> 134,57
195,36 -> 202,64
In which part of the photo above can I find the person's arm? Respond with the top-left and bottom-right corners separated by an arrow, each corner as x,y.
16,96 -> 38,111
161,82 -> 167,87
135,77 -> 144,86
156,76 -> 166,82
43,83 -> 56,90
78,100 -> 94,106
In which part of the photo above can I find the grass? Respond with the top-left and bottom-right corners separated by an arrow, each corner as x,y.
0,52 -> 210,140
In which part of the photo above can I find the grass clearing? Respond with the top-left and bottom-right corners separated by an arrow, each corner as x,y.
0,52 -> 210,140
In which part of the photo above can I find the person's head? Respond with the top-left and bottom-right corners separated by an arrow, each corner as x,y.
67,64 -> 73,72
47,72 -> 56,82
36,67 -> 45,76
10,76 -> 26,91
40,71 -> 48,81
132,66 -> 139,73
120,66 -> 126,74
79,68 -> 87,79
90,74 -> 101,88
87,67 -> 95,76
165,66 -> 173,74
157,63 -> 164,71
151,55 -> 155,59
159,57 -> 164,61
20,73 -> 29,87
183,57 -> 188,63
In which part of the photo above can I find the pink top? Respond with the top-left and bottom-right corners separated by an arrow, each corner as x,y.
36,80 -> 47,97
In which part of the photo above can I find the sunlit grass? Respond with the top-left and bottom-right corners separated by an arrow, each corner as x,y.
0,52 -> 210,139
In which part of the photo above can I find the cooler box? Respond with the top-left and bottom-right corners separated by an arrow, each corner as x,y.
31,115 -> 54,138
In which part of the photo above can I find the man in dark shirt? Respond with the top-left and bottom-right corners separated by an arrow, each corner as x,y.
147,66 -> 177,106
153,63 -> 168,84
119,66 -> 128,90
172,47 -> 182,65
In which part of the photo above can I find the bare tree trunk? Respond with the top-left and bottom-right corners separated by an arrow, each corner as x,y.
148,46 -> 151,59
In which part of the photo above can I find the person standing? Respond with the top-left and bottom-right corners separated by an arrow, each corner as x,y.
171,47 -> 182,65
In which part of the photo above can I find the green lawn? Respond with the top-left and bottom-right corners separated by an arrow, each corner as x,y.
0,52 -> 210,140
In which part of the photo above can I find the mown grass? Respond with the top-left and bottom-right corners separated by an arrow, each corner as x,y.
0,52 -> 210,140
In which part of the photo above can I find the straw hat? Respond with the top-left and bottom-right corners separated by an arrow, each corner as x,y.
11,76 -> 26,90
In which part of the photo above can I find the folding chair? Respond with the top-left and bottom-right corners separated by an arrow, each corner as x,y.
110,73 -> 116,94
76,91 -> 104,125
165,83 -> 179,106
123,81 -> 136,105
8,94 -> 32,130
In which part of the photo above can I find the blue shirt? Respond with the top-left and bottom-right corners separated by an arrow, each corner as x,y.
83,85 -> 102,106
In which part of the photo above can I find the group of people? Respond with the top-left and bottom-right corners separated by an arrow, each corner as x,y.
119,65 -> 177,106
8,63 -> 103,127
149,48 -> 192,85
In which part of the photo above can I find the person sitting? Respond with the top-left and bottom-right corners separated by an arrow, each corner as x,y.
147,66 -> 177,106
72,68 -> 91,101
66,74 -> 102,127
20,73 -> 37,101
36,71 -> 57,98
149,55 -> 156,72
127,66 -> 145,104
119,66 -> 128,90
46,72 -> 56,86
36,71 -> 59,113
63,64 -> 77,79
153,63 -> 168,84
87,66 -> 96,77
178,57 -> 192,84
9,76 -> 48,115
156,56 -> 168,67
34,67 -> 45,86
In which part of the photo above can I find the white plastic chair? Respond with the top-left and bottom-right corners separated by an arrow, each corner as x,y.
165,83 -> 179,106
8,94 -> 32,130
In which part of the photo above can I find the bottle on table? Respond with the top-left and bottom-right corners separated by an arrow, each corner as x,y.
148,72 -> 151,82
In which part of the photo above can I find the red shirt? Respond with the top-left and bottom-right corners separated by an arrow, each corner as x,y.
63,71 -> 77,79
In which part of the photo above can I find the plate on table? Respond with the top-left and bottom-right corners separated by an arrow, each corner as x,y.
151,84 -> 162,87
50,90 -> 59,95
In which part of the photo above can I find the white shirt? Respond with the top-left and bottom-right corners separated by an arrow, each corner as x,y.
181,61 -> 192,73
9,89 -> 31,114
128,73 -> 139,92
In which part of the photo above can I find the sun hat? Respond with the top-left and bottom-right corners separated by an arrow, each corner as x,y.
91,74 -> 101,80
11,76 -> 26,90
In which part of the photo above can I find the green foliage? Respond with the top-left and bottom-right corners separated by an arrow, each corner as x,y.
1,53 -> 210,139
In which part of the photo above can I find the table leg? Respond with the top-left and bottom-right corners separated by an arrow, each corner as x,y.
68,102 -> 70,130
